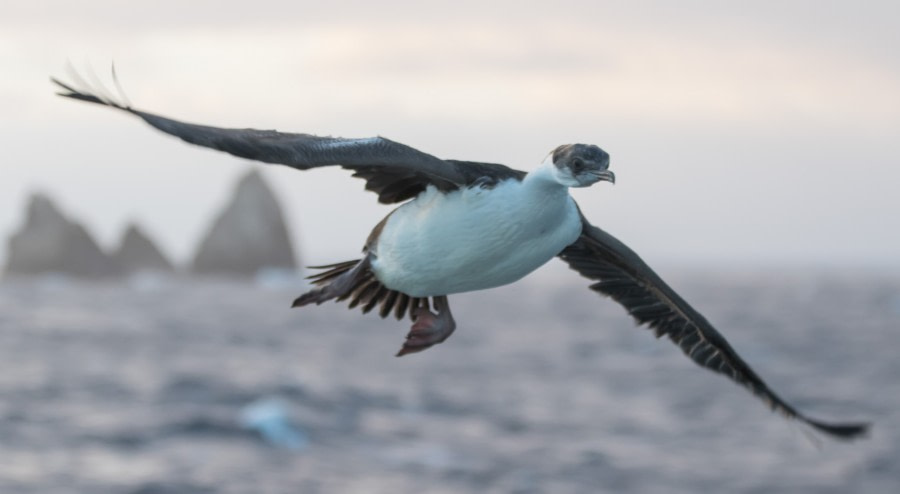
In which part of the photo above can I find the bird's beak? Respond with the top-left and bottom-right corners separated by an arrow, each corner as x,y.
592,170 -> 616,184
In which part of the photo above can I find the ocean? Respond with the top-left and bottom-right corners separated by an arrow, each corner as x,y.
0,266 -> 896,493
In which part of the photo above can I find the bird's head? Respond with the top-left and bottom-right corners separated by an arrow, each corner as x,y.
548,143 -> 614,188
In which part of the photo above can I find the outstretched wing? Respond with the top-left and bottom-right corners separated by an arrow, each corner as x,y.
558,215 -> 869,439
51,75 -> 524,204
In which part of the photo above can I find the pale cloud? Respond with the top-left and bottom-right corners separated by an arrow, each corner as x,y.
41,21 -> 899,128
9,2 -> 900,128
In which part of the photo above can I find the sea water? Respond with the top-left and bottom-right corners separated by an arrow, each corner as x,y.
0,266 -> 896,493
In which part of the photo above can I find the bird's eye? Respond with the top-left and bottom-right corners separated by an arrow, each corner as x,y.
572,158 -> 584,172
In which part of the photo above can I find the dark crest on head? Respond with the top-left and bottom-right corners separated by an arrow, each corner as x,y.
552,144 -> 610,172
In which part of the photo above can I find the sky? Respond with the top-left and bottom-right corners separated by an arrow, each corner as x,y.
2,0 -> 899,271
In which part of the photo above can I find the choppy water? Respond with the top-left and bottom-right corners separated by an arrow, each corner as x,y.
0,267 -> 897,493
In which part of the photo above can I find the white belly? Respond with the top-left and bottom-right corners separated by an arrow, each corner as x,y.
371,180 -> 582,297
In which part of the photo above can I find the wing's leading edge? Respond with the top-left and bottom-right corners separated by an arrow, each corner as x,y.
52,73 -> 524,204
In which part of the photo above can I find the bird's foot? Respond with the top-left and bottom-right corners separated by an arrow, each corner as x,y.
396,297 -> 455,357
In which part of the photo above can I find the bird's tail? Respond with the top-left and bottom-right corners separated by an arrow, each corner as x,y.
292,257 -> 427,320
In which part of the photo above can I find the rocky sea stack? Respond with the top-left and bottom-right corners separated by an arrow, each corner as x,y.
191,170 -> 298,277
4,193 -> 119,278
111,223 -> 175,275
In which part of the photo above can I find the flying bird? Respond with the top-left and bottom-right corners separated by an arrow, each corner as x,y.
51,70 -> 869,440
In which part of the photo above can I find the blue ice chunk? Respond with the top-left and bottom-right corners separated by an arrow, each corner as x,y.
239,398 -> 308,451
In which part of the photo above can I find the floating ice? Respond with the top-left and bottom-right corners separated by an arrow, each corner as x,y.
239,398 -> 308,451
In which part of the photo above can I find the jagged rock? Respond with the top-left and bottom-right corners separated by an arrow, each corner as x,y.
4,193 -> 119,278
191,170 -> 298,277
111,223 -> 175,274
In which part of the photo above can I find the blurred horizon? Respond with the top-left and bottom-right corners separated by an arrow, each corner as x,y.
5,174 -> 900,278
3,0 -> 899,271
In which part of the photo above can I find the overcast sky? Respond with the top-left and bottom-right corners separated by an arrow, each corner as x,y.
2,0 -> 899,271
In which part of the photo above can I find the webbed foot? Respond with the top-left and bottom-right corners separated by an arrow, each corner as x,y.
396,296 -> 456,356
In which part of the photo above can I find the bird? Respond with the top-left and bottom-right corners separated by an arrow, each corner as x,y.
51,69 -> 869,440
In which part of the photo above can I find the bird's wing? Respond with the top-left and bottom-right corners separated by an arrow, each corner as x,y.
558,215 -> 869,440
51,76 -> 524,204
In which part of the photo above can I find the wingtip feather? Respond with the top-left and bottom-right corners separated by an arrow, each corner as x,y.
51,63 -> 131,110
806,418 -> 871,440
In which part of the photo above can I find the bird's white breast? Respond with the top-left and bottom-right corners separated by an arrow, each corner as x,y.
371,173 -> 582,297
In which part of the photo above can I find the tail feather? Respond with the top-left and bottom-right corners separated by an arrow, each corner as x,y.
379,291 -> 400,319
346,278 -> 379,308
363,286 -> 389,313
393,294 -> 410,320
293,258 -> 420,320
306,260 -> 360,285
292,258 -> 369,308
